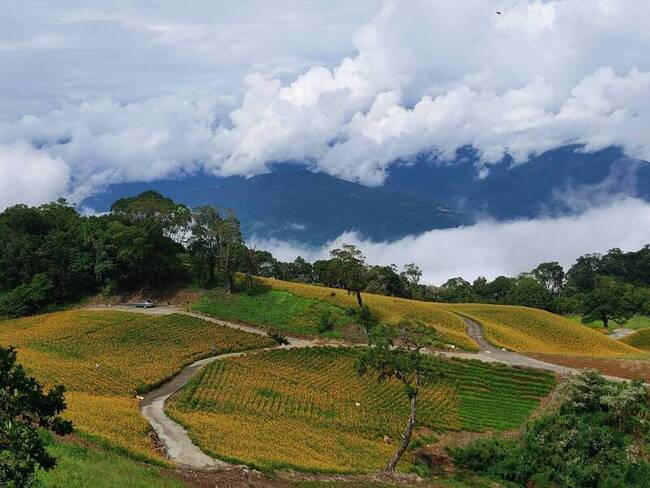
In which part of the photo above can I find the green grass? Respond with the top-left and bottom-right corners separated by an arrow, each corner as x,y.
293,475 -> 516,488
621,328 -> 650,351
36,433 -> 184,488
191,288 -> 356,338
567,314 -> 650,332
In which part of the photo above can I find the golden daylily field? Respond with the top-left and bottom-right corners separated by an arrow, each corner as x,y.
0,310 -> 273,461
0,282 -> 640,474
168,347 -> 555,473
262,278 -> 641,356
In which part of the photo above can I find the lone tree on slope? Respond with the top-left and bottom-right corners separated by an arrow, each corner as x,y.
329,244 -> 368,309
357,322 -> 440,474
579,277 -> 636,330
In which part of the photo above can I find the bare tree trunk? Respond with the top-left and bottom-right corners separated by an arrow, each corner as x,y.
356,290 -> 364,309
602,314 -> 609,331
385,379 -> 419,474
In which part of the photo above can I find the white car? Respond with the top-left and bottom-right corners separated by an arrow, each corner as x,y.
133,300 -> 155,309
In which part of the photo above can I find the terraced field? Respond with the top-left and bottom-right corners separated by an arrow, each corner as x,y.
0,310 -> 273,461
621,328 -> 650,351
168,348 -> 555,473
442,304 -> 640,356
261,278 -> 639,356
259,278 -> 477,351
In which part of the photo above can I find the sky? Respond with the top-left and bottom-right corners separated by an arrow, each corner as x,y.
1,0 -> 649,281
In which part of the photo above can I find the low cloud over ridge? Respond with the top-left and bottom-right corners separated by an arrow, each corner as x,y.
253,198 -> 650,285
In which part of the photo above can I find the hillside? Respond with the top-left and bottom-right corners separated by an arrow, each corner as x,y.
621,329 -> 650,351
439,304 -> 641,356
83,146 -> 650,244
259,278 -> 639,356
168,347 -> 554,473
253,278 -> 477,350
0,310 -> 272,461
84,166 -> 466,245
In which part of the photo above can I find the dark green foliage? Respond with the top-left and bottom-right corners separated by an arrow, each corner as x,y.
187,206 -> 242,291
578,277 -> 638,329
329,244 -> 369,308
502,276 -> 554,310
452,370 -> 650,488
0,201 -> 95,316
317,309 -> 334,333
0,274 -> 55,317
436,278 -> 478,303
0,195 -> 187,318
0,346 -> 73,487
268,329 -> 290,346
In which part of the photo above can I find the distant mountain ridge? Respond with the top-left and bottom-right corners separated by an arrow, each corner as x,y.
84,145 -> 650,245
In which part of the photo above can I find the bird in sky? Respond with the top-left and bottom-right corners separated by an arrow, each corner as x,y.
496,11 -> 502,15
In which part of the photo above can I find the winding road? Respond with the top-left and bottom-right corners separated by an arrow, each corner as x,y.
443,315 -> 576,375
86,304 -> 631,470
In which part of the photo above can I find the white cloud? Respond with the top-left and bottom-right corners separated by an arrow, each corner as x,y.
1,0 -> 650,204
0,142 -> 70,209
252,198 -> 650,285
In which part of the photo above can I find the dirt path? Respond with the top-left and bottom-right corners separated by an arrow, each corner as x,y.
141,345 -> 305,470
609,328 -> 636,339
85,304 -> 640,470
441,315 -> 576,375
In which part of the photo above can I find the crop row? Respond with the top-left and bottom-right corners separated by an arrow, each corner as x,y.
0,309 -> 273,462
169,347 -> 555,472
440,304 -> 640,356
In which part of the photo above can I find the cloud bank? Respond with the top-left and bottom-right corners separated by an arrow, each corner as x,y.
1,0 -> 650,206
253,198 -> 650,285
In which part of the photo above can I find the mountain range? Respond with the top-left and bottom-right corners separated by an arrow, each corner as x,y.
84,145 -> 650,246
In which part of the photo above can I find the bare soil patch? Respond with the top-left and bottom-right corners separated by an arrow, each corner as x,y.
528,354 -> 650,382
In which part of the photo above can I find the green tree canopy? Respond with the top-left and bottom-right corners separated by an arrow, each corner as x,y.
0,346 -> 73,486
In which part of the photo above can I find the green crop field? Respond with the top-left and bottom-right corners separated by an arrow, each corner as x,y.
168,347 -> 555,473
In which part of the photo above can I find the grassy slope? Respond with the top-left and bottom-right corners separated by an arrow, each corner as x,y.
621,328 -> 650,351
567,314 -> 650,332
168,348 -> 554,474
192,289 -> 352,338
257,278 -> 639,356
259,278 -> 477,350
0,310 -> 273,462
37,434 -> 184,488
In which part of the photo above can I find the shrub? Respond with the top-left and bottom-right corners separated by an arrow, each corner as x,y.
452,370 -> 650,488
268,329 -> 290,345
317,310 -> 334,333
0,273 -> 55,317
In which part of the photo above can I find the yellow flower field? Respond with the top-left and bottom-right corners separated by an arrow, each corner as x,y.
262,278 -> 640,356
168,347 -> 554,473
441,304 -> 641,356
0,309 -> 274,462
260,278 -> 478,351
